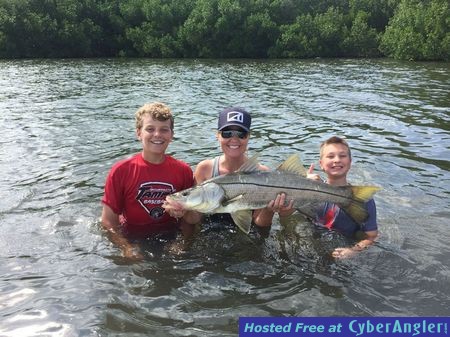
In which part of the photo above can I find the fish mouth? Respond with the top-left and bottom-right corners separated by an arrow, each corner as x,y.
166,194 -> 186,203
165,195 -> 177,201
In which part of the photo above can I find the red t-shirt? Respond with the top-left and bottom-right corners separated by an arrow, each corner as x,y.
102,153 -> 194,237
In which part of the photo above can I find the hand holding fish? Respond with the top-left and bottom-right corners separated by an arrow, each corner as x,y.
162,198 -> 186,219
166,154 -> 380,234
163,198 -> 203,226
266,193 -> 295,217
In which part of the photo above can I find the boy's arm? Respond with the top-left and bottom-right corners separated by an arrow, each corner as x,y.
332,230 -> 378,259
101,204 -> 143,260
352,230 -> 378,251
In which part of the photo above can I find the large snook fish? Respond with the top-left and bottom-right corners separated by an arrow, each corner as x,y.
166,154 -> 380,234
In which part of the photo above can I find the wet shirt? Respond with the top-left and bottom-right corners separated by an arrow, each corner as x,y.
102,153 -> 194,237
313,199 -> 377,237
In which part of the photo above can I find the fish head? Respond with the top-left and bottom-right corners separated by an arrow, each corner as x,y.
166,182 -> 224,213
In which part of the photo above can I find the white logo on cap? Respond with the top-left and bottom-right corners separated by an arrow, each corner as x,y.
227,111 -> 244,123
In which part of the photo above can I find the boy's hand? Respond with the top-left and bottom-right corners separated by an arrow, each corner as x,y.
162,198 -> 186,219
307,164 -> 322,181
122,244 -> 144,260
332,247 -> 357,259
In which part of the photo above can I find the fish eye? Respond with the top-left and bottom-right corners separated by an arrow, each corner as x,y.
181,191 -> 189,196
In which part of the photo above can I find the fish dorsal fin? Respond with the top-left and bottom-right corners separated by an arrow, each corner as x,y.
236,154 -> 261,173
276,154 -> 307,176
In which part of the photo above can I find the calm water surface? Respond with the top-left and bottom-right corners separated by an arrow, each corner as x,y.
0,58 -> 449,336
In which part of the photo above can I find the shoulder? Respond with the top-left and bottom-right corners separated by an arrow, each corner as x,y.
105,154 -> 140,184
110,153 -> 140,171
165,155 -> 192,172
361,198 -> 377,231
194,158 -> 214,183
365,198 -> 377,212
196,158 -> 214,170
366,198 -> 376,206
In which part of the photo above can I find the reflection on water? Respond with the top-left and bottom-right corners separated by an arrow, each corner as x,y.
0,58 -> 449,336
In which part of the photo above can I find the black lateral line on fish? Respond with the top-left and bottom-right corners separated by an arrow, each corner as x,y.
220,181 -> 354,201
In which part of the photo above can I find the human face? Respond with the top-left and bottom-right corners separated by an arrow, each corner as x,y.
319,143 -> 351,179
136,115 -> 173,158
218,126 -> 249,157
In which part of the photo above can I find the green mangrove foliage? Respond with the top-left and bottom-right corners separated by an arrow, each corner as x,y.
0,0 -> 448,60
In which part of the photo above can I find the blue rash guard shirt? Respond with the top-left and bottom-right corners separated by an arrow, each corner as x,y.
313,199 -> 377,237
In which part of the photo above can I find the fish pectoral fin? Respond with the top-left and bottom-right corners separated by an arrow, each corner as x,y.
230,210 -> 253,234
222,194 -> 244,206
276,154 -> 307,176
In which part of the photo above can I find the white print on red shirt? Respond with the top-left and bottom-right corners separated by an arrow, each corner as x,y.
136,182 -> 175,219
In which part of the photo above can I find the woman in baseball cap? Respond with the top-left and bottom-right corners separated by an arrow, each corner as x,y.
192,107 -> 293,229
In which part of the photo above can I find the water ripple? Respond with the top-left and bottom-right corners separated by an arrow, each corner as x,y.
1,58 -> 449,335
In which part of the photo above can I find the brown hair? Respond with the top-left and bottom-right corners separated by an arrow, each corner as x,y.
135,102 -> 174,130
320,136 -> 351,159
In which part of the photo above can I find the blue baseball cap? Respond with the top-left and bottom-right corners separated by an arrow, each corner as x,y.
218,107 -> 251,132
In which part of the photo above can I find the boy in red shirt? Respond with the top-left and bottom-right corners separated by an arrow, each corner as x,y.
101,102 -> 199,259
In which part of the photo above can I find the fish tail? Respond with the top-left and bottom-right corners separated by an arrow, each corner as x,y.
351,186 -> 381,202
342,186 -> 381,224
343,201 -> 369,224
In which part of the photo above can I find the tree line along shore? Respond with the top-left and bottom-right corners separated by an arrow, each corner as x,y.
0,0 -> 448,61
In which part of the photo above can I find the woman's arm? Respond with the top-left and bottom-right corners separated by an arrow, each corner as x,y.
193,159 -> 213,185
253,193 -> 295,227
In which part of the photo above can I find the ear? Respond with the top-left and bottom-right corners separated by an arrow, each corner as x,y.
136,128 -> 141,140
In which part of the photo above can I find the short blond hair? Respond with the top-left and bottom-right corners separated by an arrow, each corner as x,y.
135,102 -> 174,130
320,136 -> 351,159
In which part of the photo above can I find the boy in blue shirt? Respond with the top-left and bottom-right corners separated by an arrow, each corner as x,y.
302,136 -> 378,259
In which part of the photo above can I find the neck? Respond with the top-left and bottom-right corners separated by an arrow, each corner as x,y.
220,154 -> 247,173
142,152 -> 165,164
